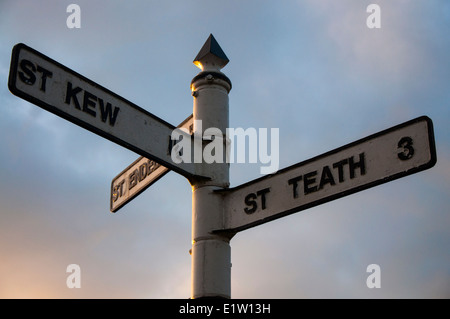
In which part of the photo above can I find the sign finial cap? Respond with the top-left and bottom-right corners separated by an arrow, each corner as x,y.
193,34 -> 229,71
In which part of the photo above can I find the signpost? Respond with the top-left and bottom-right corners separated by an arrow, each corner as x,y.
8,35 -> 437,299
214,116 -> 436,234
8,43 -> 204,180
110,115 -> 194,212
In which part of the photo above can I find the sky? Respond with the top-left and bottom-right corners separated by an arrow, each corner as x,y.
0,0 -> 449,299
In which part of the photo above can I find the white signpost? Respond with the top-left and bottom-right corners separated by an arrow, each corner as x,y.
8,35 -> 437,299
8,43 -> 204,180
214,116 -> 436,234
110,115 -> 194,212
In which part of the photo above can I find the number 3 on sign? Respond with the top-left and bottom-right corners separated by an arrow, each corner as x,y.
398,137 -> 414,161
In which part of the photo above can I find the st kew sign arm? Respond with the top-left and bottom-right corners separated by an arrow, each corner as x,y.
214,116 -> 436,234
8,43 -> 206,181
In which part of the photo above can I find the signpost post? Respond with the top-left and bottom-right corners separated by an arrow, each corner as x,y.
8,35 -> 437,299
190,34 -> 233,299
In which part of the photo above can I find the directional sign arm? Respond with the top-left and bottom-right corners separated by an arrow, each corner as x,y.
214,116 -> 436,234
110,115 -> 194,212
8,43 -> 206,180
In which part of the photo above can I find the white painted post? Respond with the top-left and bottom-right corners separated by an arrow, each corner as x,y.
190,34 -> 233,299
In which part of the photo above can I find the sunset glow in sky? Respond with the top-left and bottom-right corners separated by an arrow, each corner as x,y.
0,0 -> 449,298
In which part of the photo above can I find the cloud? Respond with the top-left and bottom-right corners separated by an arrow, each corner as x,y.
302,1 -> 421,78
0,0 -> 449,299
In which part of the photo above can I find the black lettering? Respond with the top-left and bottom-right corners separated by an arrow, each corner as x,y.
349,153 -> 366,179
147,160 -> 154,174
36,65 -> 53,92
82,90 -> 97,117
256,188 -> 270,210
398,137 -> 414,160
332,159 -> 348,183
288,176 -> 303,199
129,169 -> 138,190
65,82 -> 82,109
112,185 -> 119,202
98,98 -> 120,126
118,179 -> 125,198
147,160 -> 160,175
112,179 -> 125,202
319,165 -> 336,189
18,59 -> 36,85
244,193 -> 257,214
138,162 -> 147,182
303,171 -> 318,194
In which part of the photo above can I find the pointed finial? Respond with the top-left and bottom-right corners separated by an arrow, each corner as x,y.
193,34 -> 229,71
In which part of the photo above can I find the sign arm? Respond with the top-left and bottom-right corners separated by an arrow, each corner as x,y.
8,43 -> 208,181
110,115 -> 194,212
214,116 -> 436,234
